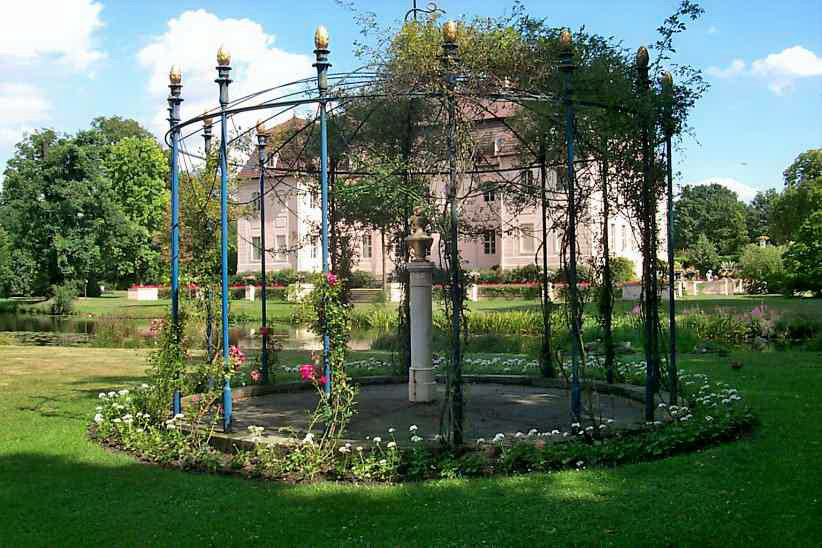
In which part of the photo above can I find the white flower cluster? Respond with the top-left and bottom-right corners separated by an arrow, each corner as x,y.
247,425 -> 265,439
165,413 -> 185,430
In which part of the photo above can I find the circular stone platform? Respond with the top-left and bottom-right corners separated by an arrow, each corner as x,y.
230,382 -> 645,442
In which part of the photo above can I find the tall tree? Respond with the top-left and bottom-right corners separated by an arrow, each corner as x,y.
746,189 -> 779,241
770,149 -> 822,243
674,183 -> 748,256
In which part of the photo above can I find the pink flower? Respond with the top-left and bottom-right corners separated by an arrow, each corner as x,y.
250,369 -> 262,383
318,375 -> 328,385
751,305 -> 767,318
630,304 -> 642,316
299,364 -> 316,381
326,272 -> 337,285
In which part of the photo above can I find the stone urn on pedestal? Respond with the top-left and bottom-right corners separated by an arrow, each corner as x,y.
405,208 -> 435,403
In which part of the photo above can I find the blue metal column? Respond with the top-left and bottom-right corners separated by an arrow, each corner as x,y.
215,47 -> 233,431
256,124 -> 270,384
313,27 -> 332,396
559,31 -> 582,420
167,66 -> 183,416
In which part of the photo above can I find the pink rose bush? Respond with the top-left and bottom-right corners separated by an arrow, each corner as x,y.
299,363 -> 328,385
229,345 -> 246,371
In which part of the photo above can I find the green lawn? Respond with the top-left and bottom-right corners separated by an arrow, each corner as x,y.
1,345 -> 820,546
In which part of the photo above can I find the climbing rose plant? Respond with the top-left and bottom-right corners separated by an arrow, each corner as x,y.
306,272 -> 357,448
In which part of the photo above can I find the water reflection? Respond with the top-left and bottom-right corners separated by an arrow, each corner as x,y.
0,312 -> 375,350
231,324 -> 376,351
0,312 -> 95,334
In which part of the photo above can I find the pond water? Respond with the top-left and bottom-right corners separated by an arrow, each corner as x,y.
0,312 -> 96,334
0,312 -> 377,350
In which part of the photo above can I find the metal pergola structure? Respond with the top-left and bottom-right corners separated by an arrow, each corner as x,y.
163,20 -> 678,437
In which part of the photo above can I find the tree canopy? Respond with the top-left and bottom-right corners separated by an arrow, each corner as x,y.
0,119 -> 168,295
673,183 -> 748,256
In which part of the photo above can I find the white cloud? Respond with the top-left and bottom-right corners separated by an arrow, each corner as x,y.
0,83 -> 51,147
685,177 -> 759,203
706,59 -> 745,78
707,26 -> 718,35
0,0 -> 105,72
707,46 -> 822,95
751,45 -> 822,94
137,10 -> 314,144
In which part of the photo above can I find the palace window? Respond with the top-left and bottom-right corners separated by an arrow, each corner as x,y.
251,191 -> 261,212
519,223 -> 535,255
483,185 -> 496,202
520,169 -> 534,186
483,231 -> 496,255
275,235 -> 287,260
252,236 -> 261,262
362,233 -> 373,258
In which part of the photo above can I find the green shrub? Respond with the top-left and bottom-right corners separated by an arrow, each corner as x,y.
738,243 -> 785,294
503,264 -> 543,284
687,234 -> 721,276
609,256 -> 636,283
478,285 -> 540,299
50,284 -> 77,315
774,312 -> 822,341
348,270 -> 380,289
473,268 -> 503,284
551,264 -> 594,283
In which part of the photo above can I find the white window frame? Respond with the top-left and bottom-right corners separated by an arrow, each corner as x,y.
275,234 -> 287,261
519,224 -> 535,255
362,233 -> 373,258
251,236 -> 261,262
483,231 -> 496,255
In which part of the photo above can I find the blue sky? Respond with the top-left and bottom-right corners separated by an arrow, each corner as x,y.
1,0 -> 820,200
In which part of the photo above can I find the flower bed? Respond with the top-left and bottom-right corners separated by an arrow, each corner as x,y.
89,363 -> 755,483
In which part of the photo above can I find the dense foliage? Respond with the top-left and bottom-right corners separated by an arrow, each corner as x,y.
783,211 -> 822,296
0,119 -> 168,296
674,183 -> 748,256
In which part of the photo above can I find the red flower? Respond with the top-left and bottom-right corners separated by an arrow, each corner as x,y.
250,369 -> 262,383
259,326 -> 271,337
326,272 -> 337,285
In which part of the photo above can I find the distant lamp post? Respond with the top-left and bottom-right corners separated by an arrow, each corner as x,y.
167,64 -> 183,416
313,26 -> 332,396
202,111 -> 213,155
256,121 -> 270,384
215,45 -> 233,431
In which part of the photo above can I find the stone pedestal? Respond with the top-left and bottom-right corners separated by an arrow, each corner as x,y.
245,285 -> 256,301
467,283 -> 479,302
408,260 -> 434,403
